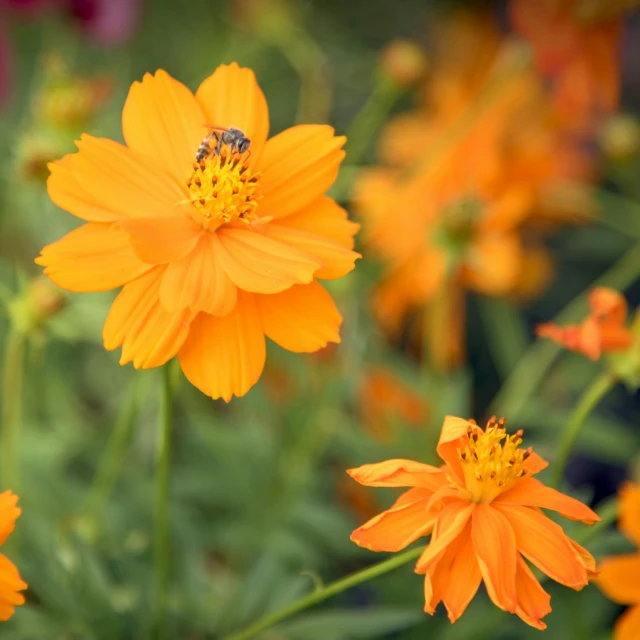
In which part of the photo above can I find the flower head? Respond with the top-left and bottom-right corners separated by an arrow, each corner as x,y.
0,491 -> 27,620
509,0 -> 621,130
595,483 -> 640,640
536,287 -> 632,360
348,415 -> 600,629
37,63 -> 360,400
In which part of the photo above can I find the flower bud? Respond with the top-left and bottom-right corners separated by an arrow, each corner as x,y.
9,276 -> 67,337
379,40 -> 428,87
599,113 -> 640,161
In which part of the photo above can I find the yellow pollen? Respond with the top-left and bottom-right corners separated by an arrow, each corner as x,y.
456,417 -> 531,504
184,150 -> 262,231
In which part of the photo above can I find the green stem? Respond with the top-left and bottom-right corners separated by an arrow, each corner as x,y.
222,545 -> 424,640
344,77 -> 403,167
151,366 -> 173,639
490,242 -> 640,420
79,376 -> 147,525
551,372 -> 617,489
2,329 -> 25,492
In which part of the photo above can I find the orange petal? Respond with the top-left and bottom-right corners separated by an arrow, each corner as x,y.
103,267 -> 193,368
178,292 -> 266,401
121,70 -> 205,184
415,501 -> 474,573
0,492 -> 20,547
214,228 -> 321,294
523,451 -> 549,475
569,539 -> 597,577
579,316 -> 603,360
0,554 -> 27,621
436,416 -> 475,485
471,504 -> 518,613
195,63 -> 269,165
274,196 -> 360,249
36,222 -> 150,292
264,225 -> 360,280
47,155 -> 121,222
462,232 -> 522,296
595,554 -> 640,604
615,604 -> 640,640
588,287 -> 628,325
494,477 -> 600,524
258,125 -> 346,219
159,233 -> 237,316
350,495 -> 436,552
514,556 -> 551,630
117,216 -> 202,264
620,482 -> 640,547
347,459 -> 445,490
256,282 -> 341,353
495,504 -> 589,589
435,523 -> 482,623
71,135 -> 185,220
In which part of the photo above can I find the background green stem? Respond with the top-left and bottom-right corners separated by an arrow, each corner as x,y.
151,366 -> 173,639
551,372 -> 616,488
2,329 -> 25,492
222,545 -> 424,640
79,376 -> 148,526
490,242 -> 640,420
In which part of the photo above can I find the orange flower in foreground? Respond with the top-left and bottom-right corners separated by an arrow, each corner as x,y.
510,0 -> 621,129
349,416 -> 600,629
37,63 -> 360,401
0,492 -> 27,620
596,483 -> 640,640
536,287 -> 632,360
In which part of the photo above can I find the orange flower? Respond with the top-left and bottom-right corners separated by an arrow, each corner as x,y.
37,63 -> 360,401
0,492 -> 27,621
348,415 -> 600,629
358,367 -> 428,441
509,0 -> 621,130
536,287 -> 632,360
596,483 -> 640,640
352,11 -> 592,346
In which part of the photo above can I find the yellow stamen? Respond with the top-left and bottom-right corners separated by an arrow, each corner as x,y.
456,417 -> 531,503
184,150 -> 262,231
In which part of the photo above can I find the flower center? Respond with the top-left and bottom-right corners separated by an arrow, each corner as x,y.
185,150 -> 262,231
457,417 -> 532,504
433,196 -> 482,257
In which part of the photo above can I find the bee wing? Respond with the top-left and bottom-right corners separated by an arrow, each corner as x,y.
201,123 -> 231,133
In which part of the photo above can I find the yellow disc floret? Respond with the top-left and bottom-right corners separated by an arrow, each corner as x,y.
185,149 -> 262,231
457,417 -> 532,504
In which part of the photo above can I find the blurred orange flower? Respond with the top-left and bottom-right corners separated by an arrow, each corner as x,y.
358,368 -> 428,440
352,11 -> 593,361
510,0 -> 621,130
37,63 -> 360,401
595,483 -> 640,640
348,415 -> 600,629
0,492 -> 27,621
536,287 -> 632,360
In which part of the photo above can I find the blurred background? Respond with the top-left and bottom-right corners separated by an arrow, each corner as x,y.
1,0 -> 640,637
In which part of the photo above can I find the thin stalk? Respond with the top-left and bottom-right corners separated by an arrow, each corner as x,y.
2,329 -> 25,492
79,376 -> 148,524
151,366 -> 173,639
222,545 -> 425,640
551,372 -> 617,489
344,76 -> 403,167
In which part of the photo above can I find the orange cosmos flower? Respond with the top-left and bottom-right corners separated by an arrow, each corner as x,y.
0,492 -> 27,620
536,287 -> 632,360
37,63 -> 360,401
596,483 -> 640,640
509,0 -> 621,130
348,415 -> 600,629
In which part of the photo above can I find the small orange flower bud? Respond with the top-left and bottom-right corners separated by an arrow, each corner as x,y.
379,40 -> 428,87
9,276 -> 67,337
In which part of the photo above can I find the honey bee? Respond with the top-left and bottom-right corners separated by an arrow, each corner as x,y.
196,125 -> 251,162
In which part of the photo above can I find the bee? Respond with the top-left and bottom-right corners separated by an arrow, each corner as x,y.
196,125 -> 251,162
